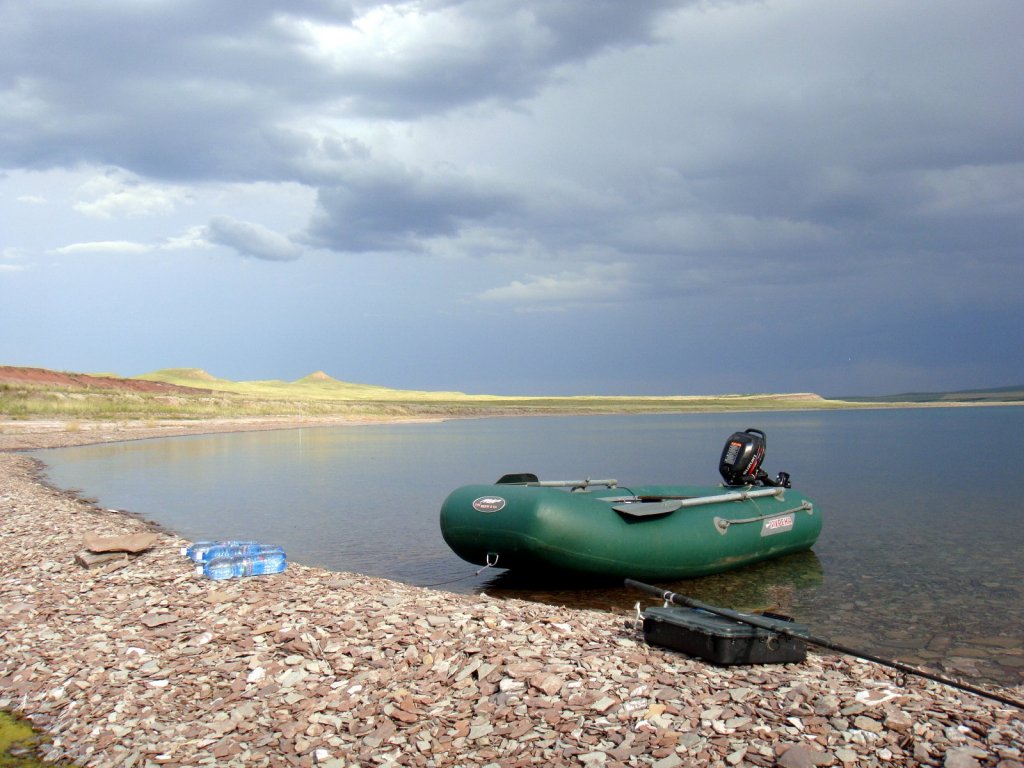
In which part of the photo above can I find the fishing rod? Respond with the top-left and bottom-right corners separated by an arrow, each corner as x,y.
624,579 -> 1024,711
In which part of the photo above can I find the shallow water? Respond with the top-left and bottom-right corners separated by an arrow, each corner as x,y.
34,407 -> 1024,688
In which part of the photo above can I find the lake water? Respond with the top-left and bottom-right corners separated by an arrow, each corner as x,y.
32,407 -> 1024,689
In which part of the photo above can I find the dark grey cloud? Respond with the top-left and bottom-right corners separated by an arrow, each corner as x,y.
306,165 -> 517,251
1,1 -> 359,179
2,0 -> 1023,395
3,0 -> 1015,287
0,0 -> 677,181
322,0 -> 681,117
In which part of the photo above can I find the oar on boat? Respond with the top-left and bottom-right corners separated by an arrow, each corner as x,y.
624,579 -> 1024,711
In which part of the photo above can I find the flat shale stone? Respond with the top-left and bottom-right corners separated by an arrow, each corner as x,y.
777,743 -> 836,767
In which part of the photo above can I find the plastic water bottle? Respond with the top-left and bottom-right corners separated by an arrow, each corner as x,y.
182,540 -> 262,562
193,543 -> 285,563
198,551 -> 288,580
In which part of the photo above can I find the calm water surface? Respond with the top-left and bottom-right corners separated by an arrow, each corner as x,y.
33,408 -> 1024,687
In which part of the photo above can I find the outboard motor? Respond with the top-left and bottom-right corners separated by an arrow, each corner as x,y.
719,428 -> 791,488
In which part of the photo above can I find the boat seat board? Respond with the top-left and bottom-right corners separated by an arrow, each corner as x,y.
612,500 -> 684,517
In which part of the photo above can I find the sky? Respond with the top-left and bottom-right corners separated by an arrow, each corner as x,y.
2,1 -> 1022,397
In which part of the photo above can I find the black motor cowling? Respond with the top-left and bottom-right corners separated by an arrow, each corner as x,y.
719,428 -> 791,488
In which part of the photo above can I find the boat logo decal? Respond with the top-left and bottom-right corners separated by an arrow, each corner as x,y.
761,514 -> 794,536
472,496 -> 506,513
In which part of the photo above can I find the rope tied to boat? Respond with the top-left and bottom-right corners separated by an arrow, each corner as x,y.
415,552 -> 499,587
713,501 -> 814,535
477,551 -> 500,574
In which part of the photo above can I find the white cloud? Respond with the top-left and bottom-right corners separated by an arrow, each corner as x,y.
16,194 -> 46,205
479,262 -> 632,309
35,227 -> 211,259
162,226 -> 212,251
914,162 -> 1024,217
2,247 -> 28,261
49,240 -> 152,255
72,171 -> 189,219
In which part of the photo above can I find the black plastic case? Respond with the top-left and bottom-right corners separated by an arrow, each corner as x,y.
643,606 -> 808,665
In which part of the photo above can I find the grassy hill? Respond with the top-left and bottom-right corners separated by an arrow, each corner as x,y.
136,368 -> 841,406
5,364 -> 1019,423
136,367 -> 465,401
1,365 -> 867,421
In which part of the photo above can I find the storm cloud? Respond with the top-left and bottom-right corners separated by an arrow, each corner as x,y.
1,0 -> 1022,395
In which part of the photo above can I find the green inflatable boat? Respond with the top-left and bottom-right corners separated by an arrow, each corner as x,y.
439,429 -> 821,580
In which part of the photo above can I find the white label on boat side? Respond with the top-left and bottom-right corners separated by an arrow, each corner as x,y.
472,496 -> 506,513
761,514 -> 794,536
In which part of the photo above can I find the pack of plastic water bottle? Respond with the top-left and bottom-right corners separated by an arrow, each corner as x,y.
200,551 -> 288,580
184,540 -> 288,579
182,540 -> 282,563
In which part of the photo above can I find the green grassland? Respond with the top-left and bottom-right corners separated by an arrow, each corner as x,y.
0,366 -> 870,422
139,368 -> 475,401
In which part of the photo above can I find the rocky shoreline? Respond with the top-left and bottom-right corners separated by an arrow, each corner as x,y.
2,419 -> 1023,767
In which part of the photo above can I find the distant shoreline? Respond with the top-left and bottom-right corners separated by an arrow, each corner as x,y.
3,365 -> 1021,430
3,399 -> 1023,454
0,415 -> 442,452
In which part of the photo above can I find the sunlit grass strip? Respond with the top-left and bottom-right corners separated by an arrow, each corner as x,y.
1,382 -> 867,423
136,369 -> 859,406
